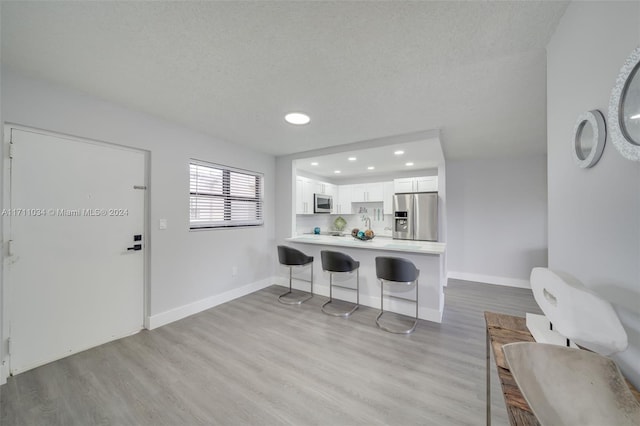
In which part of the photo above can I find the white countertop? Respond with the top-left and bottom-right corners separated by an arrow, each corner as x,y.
285,234 -> 446,255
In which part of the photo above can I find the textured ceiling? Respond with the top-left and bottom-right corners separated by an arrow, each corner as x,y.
1,1 -> 568,159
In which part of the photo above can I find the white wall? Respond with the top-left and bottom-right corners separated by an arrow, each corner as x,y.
0,3 -> 5,381
547,1 -> 640,386
446,156 -> 548,287
0,69 -> 276,338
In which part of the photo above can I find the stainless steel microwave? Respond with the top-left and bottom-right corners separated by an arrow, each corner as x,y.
314,194 -> 333,213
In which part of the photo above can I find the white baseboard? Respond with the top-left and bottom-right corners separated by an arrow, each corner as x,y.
146,277 -> 275,330
447,271 -> 530,289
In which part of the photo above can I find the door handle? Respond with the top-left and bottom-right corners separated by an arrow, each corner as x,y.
127,244 -> 142,251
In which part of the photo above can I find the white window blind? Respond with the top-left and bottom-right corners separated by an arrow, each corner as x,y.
190,160 -> 264,229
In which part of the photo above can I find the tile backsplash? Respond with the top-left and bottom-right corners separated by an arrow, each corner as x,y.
295,208 -> 393,237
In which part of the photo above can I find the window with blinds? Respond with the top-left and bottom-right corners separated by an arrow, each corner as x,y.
189,160 -> 264,229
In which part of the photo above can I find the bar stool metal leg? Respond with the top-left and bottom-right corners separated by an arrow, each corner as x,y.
321,269 -> 359,317
278,265 -> 313,305
375,279 -> 419,334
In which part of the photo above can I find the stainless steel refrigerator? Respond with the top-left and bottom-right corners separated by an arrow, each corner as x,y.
393,193 -> 438,241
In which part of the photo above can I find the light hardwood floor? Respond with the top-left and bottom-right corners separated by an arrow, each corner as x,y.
1,280 -> 541,425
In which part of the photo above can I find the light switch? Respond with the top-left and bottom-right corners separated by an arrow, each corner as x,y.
159,219 -> 167,230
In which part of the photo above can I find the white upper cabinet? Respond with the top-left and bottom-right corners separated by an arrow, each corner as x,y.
323,183 -> 337,213
416,176 -> 438,192
314,181 -> 335,196
383,181 -> 394,214
393,178 -> 415,194
297,176 -> 337,214
335,184 -> 353,214
336,181 -> 392,214
351,184 -> 366,203
366,183 -> 384,202
351,182 -> 384,202
295,177 -> 314,214
394,176 -> 438,193
297,176 -> 397,215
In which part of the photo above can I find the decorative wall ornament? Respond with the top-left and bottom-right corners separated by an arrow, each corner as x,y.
572,110 -> 606,168
529,267 -> 627,356
608,46 -> 640,161
516,268 -> 637,425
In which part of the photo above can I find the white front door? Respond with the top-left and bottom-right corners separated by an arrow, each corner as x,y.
6,127 -> 146,375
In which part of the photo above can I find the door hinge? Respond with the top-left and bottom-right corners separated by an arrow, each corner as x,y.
7,337 -> 11,356
8,143 -> 15,159
7,240 -> 14,257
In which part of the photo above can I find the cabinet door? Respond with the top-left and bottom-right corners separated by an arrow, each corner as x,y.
324,183 -> 336,198
365,182 -> 384,202
383,181 -> 394,214
324,183 -> 337,213
416,176 -> 438,192
296,177 -> 314,214
350,184 -> 367,202
394,178 -> 415,193
315,181 -> 331,195
303,180 -> 314,213
336,184 -> 353,214
295,178 -> 305,214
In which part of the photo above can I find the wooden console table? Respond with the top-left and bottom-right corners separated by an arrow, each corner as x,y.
484,311 -> 640,426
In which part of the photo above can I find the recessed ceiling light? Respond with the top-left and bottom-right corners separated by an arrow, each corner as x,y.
405,162 -> 414,166
394,150 -> 405,155
311,162 -> 318,166
285,112 -> 310,125
348,157 -> 357,161
367,166 -> 375,170
334,170 -> 341,174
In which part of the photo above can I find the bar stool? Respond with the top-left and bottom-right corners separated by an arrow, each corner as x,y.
375,256 -> 420,334
320,250 -> 360,317
277,245 -> 314,304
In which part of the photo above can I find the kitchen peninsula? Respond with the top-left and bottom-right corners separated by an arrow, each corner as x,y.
284,234 -> 446,323
281,134 -> 448,323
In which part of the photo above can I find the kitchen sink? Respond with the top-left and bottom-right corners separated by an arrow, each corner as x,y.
327,232 -> 346,237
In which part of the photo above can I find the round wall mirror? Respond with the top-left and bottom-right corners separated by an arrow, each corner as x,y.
572,110 -> 606,168
609,46 -> 640,160
576,120 -> 594,160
